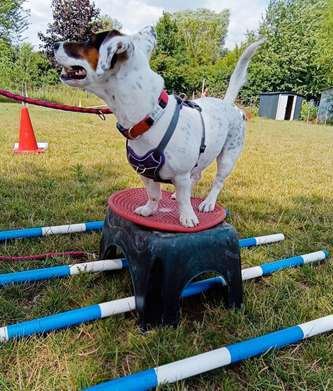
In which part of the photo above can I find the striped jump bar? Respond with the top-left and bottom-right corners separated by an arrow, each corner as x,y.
0,259 -> 128,286
0,233 -> 284,286
239,233 -> 284,248
0,221 -> 104,242
84,314 -> 333,390
0,250 -> 328,342
0,219 -> 284,247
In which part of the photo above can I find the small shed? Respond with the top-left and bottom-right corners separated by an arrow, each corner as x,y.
318,88 -> 333,124
259,92 -> 303,120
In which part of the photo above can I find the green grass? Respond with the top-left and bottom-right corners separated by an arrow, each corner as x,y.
0,102 -> 332,390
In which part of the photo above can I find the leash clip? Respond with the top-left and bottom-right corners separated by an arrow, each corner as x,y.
97,111 -> 106,121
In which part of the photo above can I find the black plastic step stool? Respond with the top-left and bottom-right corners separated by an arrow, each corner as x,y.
100,209 -> 243,329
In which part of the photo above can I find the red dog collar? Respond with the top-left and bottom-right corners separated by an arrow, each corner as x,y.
117,90 -> 169,139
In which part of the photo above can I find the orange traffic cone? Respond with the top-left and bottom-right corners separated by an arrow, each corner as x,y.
14,106 -> 48,153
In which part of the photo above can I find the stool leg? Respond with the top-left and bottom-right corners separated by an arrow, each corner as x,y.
125,254 -> 164,330
99,231 -> 118,260
217,249 -> 243,309
221,270 -> 243,309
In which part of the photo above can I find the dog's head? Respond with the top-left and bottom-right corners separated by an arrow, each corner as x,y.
54,26 -> 157,89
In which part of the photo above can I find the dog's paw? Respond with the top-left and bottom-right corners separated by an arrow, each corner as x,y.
180,210 -> 199,227
135,204 -> 155,217
198,198 -> 216,213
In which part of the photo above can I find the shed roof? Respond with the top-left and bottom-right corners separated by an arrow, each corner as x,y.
260,91 -> 304,98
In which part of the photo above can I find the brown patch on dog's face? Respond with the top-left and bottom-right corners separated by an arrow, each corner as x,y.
63,30 -> 123,71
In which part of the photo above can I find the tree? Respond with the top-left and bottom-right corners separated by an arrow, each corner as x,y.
38,0 -> 102,61
317,0 -> 333,85
155,12 -> 179,57
97,15 -> 122,31
151,8 -> 230,94
0,0 -> 29,43
13,43 -> 58,87
172,8 -> 229,66
243,0 -> 329,101
0,41 -> 58,90
0,39 -> 15,88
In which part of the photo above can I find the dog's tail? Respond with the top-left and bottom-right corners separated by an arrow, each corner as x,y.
224,38 -> 265,103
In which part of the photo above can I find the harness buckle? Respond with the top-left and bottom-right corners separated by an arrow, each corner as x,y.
200,145 -> 206,154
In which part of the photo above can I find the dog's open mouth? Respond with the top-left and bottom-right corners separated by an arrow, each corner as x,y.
61,66 -> 87,80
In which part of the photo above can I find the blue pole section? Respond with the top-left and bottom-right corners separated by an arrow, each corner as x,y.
0,227 -> 43,241
0,265 -> 70,286
0,250 -> 328,343
7,305 -> 102,339
85,221 -> 104,231
0,221 -> 103,242
0,259 -> 127,287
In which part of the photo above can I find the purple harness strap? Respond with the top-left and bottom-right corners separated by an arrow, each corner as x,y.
126,145 -> 170,183
126,97 -> 206,183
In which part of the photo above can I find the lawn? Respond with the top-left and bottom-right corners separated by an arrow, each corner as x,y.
0,101 -> 332,390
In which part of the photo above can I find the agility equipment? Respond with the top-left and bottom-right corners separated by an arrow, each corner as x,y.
84,312 -> 333,390
102,212 -> 242,328
239,233 -> 284,248
0,250 -> 327,342
108,189 -> 227,233
0,216 -> 283,245
0,204 -> 285,243
0,233 -> 284,285
100,190 -> 285,327
0,259 -> 127,286
13,106 -> 48,153
0,221 -> 103,242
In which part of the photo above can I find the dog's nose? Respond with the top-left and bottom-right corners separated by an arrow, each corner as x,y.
54,42 -> 60,51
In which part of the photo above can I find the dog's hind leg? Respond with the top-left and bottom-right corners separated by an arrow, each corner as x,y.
135,176 -> 161,216
199,125 -> 244,212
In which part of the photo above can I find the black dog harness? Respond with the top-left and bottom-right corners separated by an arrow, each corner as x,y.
124,95 -> 206,183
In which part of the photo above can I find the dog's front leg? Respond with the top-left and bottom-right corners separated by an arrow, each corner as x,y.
174,174 -> 199,228
135,176 -> 161,217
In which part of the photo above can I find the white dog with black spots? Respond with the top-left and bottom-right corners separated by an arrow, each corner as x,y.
54,26 -> 264,227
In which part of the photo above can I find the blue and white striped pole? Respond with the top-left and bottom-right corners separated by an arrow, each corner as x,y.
0,221 -> 104,242
84,314 -> 333,390
0,233 -> 285,286
0,250 -> 328,342
0,218 -> 284,247
239,233 -> 284,248
0,259 -> 128,286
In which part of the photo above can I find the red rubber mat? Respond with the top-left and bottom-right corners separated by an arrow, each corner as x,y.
108,188 -> 226,233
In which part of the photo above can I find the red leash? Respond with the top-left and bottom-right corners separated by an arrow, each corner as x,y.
0,251 -> 96,262
0,88 -> 112,116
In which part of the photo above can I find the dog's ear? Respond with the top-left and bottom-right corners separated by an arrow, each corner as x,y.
90,31 -> 113,50
134,25 -> 157,58
96,32 -> 133,76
